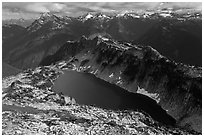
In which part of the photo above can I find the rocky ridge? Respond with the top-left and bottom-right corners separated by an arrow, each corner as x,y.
2,60 -> 199,135
40,36 -> 202,133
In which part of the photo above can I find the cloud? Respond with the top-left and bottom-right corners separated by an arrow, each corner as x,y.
2,2 -> 202,20
49,3 -> 66,12
25,3 -> 49,13
24,3 -> 67,13
3,2 -> 67,13
2,8 -> 39,20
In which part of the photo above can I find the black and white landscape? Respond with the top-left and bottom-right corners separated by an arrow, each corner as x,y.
2,2 -> 202,135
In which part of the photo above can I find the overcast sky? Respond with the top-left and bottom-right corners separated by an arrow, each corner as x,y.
2,2 -> 202,20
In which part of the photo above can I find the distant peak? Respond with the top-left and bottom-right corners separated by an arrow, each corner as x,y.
40,12 -> 52,17
37,12 -> 60,23
84,13 -> 94,19
38,12 -> 59,20
80,35 -> 87,41
19,18 -> 25,21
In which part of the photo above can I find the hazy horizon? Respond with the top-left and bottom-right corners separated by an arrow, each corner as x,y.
2,2 -> 202,20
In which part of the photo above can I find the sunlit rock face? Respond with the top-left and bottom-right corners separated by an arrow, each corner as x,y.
40,36 -> 202,133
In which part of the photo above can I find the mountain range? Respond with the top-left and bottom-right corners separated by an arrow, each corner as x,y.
2,18 -> 34,27
2,10 -> 202,70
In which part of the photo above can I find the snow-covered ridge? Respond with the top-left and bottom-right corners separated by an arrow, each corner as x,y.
26,10 -> 201,32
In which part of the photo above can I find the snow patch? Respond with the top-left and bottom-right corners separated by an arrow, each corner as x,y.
136,86 -> 160,103
101,37 -> 109,41
116,79 -> 123,85
109,73 -> 114,78
85,13 -> 93,20
94,69 -> 99,74
159,13 -> 172,18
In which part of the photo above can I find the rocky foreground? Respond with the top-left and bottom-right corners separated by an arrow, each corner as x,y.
2,61 -> 199,135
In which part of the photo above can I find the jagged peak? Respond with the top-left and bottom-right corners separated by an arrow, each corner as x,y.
78,12 -> 112,22
80,35 -> 88,41
79,13 -> 95,22
94,12 -> 111,19
85,13 -> 94,18
78,12 -> 94,20
38,12 -> 59,20
37,12 -> 64,22
40,12 -> 53,18
27,12 -> 64,32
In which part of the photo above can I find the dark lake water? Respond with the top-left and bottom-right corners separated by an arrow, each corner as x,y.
53,70 -> 176,126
